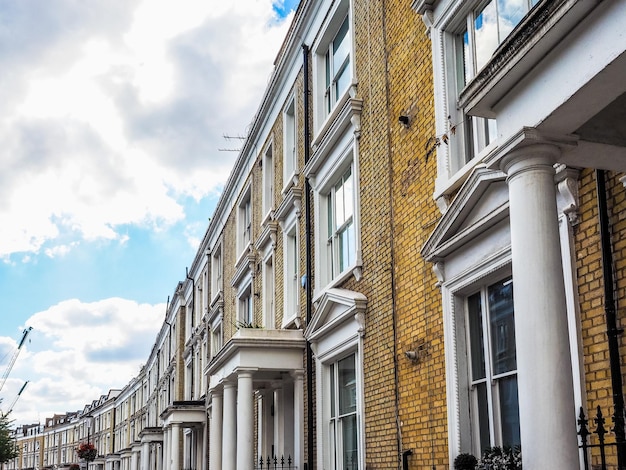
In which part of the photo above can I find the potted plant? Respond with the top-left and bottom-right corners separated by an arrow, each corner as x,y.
454,453 -> 478,470
76,443 -> 97,462
476,446 -> 522,470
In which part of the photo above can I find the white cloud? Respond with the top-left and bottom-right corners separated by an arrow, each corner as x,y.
1,298 -> 165,424
0,0 -> 295,260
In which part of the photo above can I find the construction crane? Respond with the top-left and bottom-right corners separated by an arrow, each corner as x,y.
3,381 -> 28,417
0,327 -> 32,393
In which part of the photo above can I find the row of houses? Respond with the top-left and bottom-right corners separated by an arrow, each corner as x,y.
6,0 -> 626,469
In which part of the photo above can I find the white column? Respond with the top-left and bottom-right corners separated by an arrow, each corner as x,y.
502,147 -> 579,469
292,371 -> 304,469
236,371 -> 254,470
273,388 -> 284,457
170,424 -> 180,470
131,450 -> 138,470
222,381 -> 237,470
141,443 -> 150,470
163,429 -> 169,470
209,391 -> 223,470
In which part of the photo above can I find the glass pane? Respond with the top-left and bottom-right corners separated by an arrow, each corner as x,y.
338,355 -> 356,415
487,118 -> 498,145
497,0 -> 526,41
335,61 -> 350,101
335,180 -> 345,227
467,292 -> 486,380
333,16 -> 350,75
474,0 -> 498,71
489,278 -> 516,375
475,381 -> 491,453
330,363 -> 336,418
498,375 -> 521,447
325,51 -> 331,89
341,414 -> 358,470
328,195 -> 334,238
343,168 -> 353,221
339,221 -> 354,272
462,28 -> 471,85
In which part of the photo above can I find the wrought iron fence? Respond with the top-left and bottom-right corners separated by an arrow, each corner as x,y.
577,406 -> 626,470
256,455 -> 296,470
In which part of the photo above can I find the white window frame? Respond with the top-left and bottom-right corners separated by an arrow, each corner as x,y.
283,222 -> 299,328
429,0 -> 539,200
238,279 -> 254,328
316,341 -> 364,470
465,276 -> 519,455
314,146 -> 359,290
323,164 -> 356,283
283,96 -> 298,193
238,186 -> 252,256
210,315 -> 223,359
313,0 -> 353,132
328,352 -> 359,470
211,242 -> 223,303
307,289 -> 366,470
262,141 -> 274,221
262,253 -> 275,329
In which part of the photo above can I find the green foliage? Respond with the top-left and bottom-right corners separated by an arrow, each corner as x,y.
0,413 -> 19,464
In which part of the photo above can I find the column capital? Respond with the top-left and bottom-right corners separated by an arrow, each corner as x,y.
484,127 -> 577,173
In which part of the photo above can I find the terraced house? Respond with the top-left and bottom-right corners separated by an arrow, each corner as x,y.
6,1 -> 626,470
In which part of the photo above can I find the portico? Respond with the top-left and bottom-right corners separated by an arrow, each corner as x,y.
206,329 -> 306,470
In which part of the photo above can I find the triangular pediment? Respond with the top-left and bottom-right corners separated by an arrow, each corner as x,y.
305,288 -> 367,343
422,166 -> 509,262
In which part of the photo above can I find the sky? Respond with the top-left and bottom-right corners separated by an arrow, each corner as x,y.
0,0 -> 299,426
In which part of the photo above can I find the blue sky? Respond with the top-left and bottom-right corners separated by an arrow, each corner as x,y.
0,0 -> 299,425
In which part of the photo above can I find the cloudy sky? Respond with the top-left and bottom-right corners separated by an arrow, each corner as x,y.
0,0 -> 299,425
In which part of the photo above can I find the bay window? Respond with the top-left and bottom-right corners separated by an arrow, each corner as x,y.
436,0 -> 540,179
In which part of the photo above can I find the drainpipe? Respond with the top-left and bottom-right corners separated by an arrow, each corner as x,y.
302,43 -> 314,470
596,169 -> 626,469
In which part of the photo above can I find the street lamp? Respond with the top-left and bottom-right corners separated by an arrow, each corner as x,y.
84,416 -> 93,444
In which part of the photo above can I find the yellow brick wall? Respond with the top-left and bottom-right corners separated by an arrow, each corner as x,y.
382,0 -> 449,468
575,169 -> 626,468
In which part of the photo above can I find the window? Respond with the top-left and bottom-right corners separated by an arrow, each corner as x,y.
263,255 -> 275,328
283,98 -> 297,189
210,320 -> 222,357
283,226 -> 299,326
324,15 -> 350,115
466,277 -> 519,454
329,354 -> 359,470
238,189 -> 252,253
263,143 -> 274,218
314,1 -> 352,128
239,284 -> 254,327
438,0 -> 539,178
325,166 -> 355,281
211,244 -> 223,301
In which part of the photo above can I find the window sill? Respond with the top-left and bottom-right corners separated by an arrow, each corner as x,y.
281,171 -> 300,195
434,140 -> 499,211
313,261 -> 363,303
231,243 -> 255,288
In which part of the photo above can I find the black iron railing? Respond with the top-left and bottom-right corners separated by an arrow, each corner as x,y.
256,455 -> 296,470
577,406 -> 626,470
